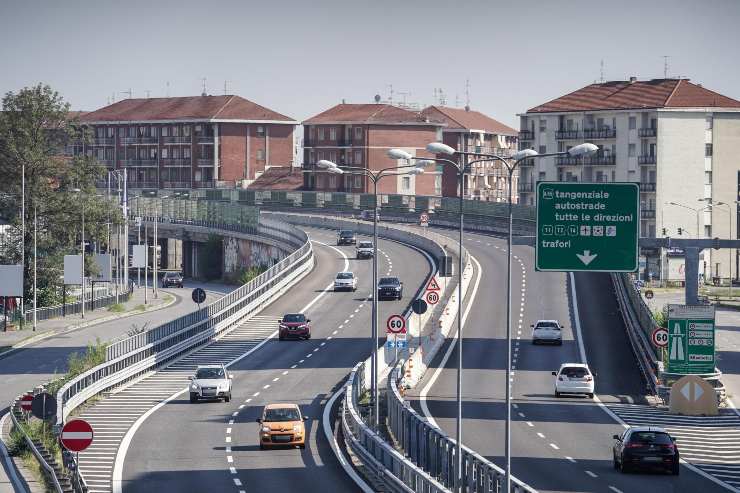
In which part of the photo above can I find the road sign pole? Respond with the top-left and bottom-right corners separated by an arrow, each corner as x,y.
504,165 -> 514,492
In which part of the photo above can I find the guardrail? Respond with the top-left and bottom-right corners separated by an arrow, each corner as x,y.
57,215 -> 313,424
343,361 -> 448,493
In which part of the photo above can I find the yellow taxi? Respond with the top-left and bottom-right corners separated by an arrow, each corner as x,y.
257,403 -> 307,449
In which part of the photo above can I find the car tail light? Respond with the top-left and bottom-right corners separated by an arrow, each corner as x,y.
625,443 -> 642,448
585,376 -> 593,382
661,443 -> 675,450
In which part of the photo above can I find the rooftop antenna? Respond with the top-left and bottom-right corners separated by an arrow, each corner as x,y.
439,89 -> 447,106
663,55 -> 670,78
166,81 -> 170,97
397,90 -> 410,106
223,80 -> 230,95
144,90 -> 151,98
121,88 -> 133,99
387,84 -> 394,104
465,78 -> 471,111
454,93 -> 460,107
600,59 -> 605,83
201,77 -> 207,96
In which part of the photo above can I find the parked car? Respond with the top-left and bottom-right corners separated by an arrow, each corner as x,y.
337,230 -> 357,245
552,363 -> 595,398
161,271 -> 184,288
278,313 -> 311,340
356,240 -> 374,259
531,320 -> 563,345
378,277 -> 403,300
613,426 -> 680,475
360,210 -> 380,221
189,364 -> 233,403
334,271 -> 358,292
257,403 -> 308,449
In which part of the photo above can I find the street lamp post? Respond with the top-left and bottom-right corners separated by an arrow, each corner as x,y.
711,201 -> 733,296
314,159 -> 428,431
424,141 -> 597,491
669,201 -> 711,286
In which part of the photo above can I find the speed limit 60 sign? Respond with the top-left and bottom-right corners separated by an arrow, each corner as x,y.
386,314 -> 406,334
651,327 -> 668,347
425,291 -> 440,305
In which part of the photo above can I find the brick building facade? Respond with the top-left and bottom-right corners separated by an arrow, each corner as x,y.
78,95 -> 298,190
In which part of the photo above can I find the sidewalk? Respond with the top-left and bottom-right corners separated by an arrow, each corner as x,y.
0,287 -> 175,357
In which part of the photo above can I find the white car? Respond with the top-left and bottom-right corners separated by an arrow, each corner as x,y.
553,363 -> 595,398
531,320 -> 563,345
189,364 -> 233,403
334,271 -> 358,292
356,241 -> 374,259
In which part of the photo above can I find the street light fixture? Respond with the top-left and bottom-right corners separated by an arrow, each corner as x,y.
706,200 -> 734,296
305,158 -> 423,431
422,140 -> 597,492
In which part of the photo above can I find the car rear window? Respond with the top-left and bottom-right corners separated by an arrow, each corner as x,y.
380,278 -> 399,285
196,368 -> 224,379
337,273 -> 354,279
340,231 -> 354,237
283,314 -> 306,323
265,407 -> 301,422
536,322 -> 559,329
359,242 -> 373,248
561,367 -> 589,378
629,432 -> 673,445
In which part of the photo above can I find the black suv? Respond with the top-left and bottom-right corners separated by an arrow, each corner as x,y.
337,230 -> 357,245
162,271 -> 184,288
377,277 -> 403,300
613,427 -> 679,475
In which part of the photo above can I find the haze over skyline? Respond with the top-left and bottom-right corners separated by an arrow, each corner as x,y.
2,0 -> 740,127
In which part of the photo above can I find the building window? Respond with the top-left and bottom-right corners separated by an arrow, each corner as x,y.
183,147 -> 190,158
354,175 -> 362,188
329,151 -> 336,163
539,119 -> 546,132
354,127 -> 363,139
706,143 -> 713,157
328,175 -> 337,188
150,148 -> 157,159
706,116 -> 713,130
118,127 -> 125,137
151,126 -> 157,137
629,117 -> 636,130
161,126 -> 169,137
539,145 -> 546,154
184,126 -> 191,137
162,148 -> 169,159
318,128 -> 325,140
257,149 -> 265,161
257,126 -> 265,137
172,147 -> 180,159
330,127 -> 337,140
628,143 -> 636,157
309,151 -> 315,164
172,126 -> 179,137
402,176 -> 410,190
354,150 -> 362,164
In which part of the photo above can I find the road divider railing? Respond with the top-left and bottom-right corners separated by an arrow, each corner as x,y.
56,215 -> 313,425
343,360 -> 448,493
387,364 -> 536,493
18,285 -> 132,324
612,273 -> 726,404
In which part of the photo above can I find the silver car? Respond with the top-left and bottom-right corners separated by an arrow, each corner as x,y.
531,320 -> 563,345
189,364 -> 233,403
334,271 -> 358,292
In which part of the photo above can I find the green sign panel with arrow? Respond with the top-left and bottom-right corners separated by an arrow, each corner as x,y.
667,304 -> 716,374
536,182 -> 639,272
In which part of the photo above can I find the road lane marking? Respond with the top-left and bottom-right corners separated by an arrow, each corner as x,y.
229,466 -> 237,474
282,370 -> 289,375
263,384 -> 270,389
537,432 -> 545,438
526,422 -> 534,427
225,437 -> 231,443
550,443 -> 559,450
227,456 -> 233,463
565,456 -> 576,463
226,427 -> 232,434
585,470 -> 597,478
608,487 -> 623,493
273,377 -> 280,382
234,478 -> 242,486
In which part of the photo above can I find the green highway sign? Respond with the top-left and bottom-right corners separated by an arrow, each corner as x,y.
536,182 -> 639,272
667,304 -> 716,375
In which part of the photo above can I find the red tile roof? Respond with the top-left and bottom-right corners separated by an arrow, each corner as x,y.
80,95 -> 296,123
527,79 -> 740,113
249,166 -> 304,190
421,106 -> 517,135
304,103 -> 442,125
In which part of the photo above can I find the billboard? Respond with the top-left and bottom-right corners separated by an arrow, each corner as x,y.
0,265 -> 23,297
64,255 -> 83,285
131,245 -> 146,268
92,254 -> 112,282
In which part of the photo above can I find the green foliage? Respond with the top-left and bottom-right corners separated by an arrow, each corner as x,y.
107,303 -> 125,313
197,235 -> 223,281
6,428 -> 28,456
0,83 -> 122,307
225,264 -> 267,285
46,337 -> 107,395
654,305 -> 668,328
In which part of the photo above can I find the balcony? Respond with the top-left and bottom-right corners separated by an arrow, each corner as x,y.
335,139 -> 352,147
519,130 -> 534,141
96,158 -> 114,166
467,146 -> 515,158
92,138 -> 114,146
127,181 -> 158,189
640,182 -> 656,192
638,128 -> 657,138
162,181 -> 192,189
517,182 -> 534,193
641,209 -> 656,219
121,137 -> 157,145
556,156 -> 582,166
161,158 -> 192,166
582,128 -> 616,139
584,154 -> 616,165
196,136 -> 215,144
519,158 -> 535,166
639,155 -> 656,165
121,159 -> 157,167
555,130 -> 580,140
196,158 -> 213,166
163,136 -> 192,144
192,180 -> 215,189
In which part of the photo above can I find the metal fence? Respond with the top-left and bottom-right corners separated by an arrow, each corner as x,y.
387,364 -> 536,493
22,287 -> 132,323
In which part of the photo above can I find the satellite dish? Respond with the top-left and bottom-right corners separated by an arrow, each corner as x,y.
374,94 -> 381,103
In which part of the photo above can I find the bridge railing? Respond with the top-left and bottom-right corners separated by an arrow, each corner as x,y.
57,212 -> 313,424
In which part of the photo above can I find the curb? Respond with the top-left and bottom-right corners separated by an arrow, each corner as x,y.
0,290 -> 181,361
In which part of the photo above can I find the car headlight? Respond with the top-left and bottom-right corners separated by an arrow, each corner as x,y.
261,426 -> 271,432
293,424 -> 302,432
190,383 -> 199,390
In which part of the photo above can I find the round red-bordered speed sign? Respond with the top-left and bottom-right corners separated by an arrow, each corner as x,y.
61,419 -> 94,452
651,327 -> 669,348
426,291 -> 440,305
386,314 -> 406,334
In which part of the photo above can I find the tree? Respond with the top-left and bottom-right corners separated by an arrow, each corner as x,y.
0,84 -> 120,307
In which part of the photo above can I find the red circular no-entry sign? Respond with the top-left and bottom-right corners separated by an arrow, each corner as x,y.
20,395 -> 33,412
61,419 -> 94,452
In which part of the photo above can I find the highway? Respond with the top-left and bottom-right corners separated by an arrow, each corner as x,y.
94,227 -> 431,492
408,229 -> 732,493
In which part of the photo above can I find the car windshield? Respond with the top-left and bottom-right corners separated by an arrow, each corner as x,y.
337,273 -> 354,279
264,407 -> 301,422
359,242 -> 373,248
630,432 -> 673,445
283,314 -> 306,323
195,367 -> 224,379
561,367 -> 589,378
165,272 -> 179,278
536,322 -> 559,329
339,231 -> 354,237
380,278 -> 399,285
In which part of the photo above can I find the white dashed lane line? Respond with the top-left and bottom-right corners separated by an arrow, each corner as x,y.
585,471 -> 597,478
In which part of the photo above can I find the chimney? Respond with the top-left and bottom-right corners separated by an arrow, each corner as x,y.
629,76 -> 637,84
465,105 -> 470,112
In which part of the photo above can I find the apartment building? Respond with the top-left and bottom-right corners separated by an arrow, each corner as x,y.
421,106 -> 518,202
78,95 -> 298,190
302,104 -> 444,195
518,78 -> 740,280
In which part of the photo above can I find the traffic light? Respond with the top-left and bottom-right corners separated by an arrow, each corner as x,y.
662,228 -> 667,236
678,227 -> 683,235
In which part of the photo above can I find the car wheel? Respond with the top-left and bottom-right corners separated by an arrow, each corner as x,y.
532,339 -> 538,345
613,454 -> 619,470
300,443 -> 306,450
189,393 -> 198,403
588,393 -> 594,399
224,392 -> 231,403
671,462 -> 680,476
555,391 -> 561,398
279,334 -> 284,341
259,443 -> 265,450
306,333 -> 311,340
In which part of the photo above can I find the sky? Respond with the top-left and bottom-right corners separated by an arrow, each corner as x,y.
1,0 -> 740,128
